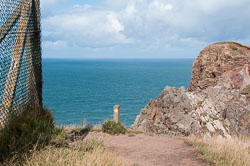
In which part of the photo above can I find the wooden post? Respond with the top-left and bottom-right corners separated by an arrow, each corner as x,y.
113,105 -> 120,123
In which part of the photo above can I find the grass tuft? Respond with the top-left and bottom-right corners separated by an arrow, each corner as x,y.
128,133 -> 135,137
102,120 -> 127,135
72,139 -> 104,152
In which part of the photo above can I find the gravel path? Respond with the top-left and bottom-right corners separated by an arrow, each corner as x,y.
86,132 -> 207,166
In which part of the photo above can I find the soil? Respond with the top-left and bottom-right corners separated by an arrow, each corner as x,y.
86,132 -> 207,166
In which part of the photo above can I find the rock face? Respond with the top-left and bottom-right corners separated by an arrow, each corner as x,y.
131,42 -> 250,137
188,42 -> 250,91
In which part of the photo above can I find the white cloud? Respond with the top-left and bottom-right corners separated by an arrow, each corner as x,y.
192,0 -> 249,14
42,0 -> 250,57
149,1 -> 173,11
108,14 -> 124,32
43,40 -> 67,48
125,5 -> 136,15
43,7 -> 133,48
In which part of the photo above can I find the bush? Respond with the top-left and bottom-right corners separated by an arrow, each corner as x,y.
102,120 -> 127,135
0,106 -> 61,163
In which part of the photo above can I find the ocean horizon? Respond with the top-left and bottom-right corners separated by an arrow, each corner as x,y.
43,58 -> 194,127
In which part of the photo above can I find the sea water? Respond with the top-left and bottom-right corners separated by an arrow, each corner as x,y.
43,59 -> 193,127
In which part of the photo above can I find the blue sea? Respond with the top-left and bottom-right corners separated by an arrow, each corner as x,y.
43,59 -> 194,127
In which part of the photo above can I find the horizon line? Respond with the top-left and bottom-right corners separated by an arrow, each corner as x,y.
43,57 -> 195,60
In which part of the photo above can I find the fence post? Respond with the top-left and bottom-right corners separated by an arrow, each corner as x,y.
113,105 -> 120,123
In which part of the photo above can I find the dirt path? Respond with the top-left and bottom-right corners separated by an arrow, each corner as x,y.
86,132 -> 207,166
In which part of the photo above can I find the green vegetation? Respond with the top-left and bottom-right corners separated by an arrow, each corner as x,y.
128,130 -> 144,135
75,139 -> 104,152
10,137 -> 129,166
197,100 -> 203,107
128,133 -> 135,137
0,112 -> 131,166
230,45 -> 238,51
229,45 -> 244,56
241,85 -> 250,95
102,120 -> 127,135
0,106 -> 61,163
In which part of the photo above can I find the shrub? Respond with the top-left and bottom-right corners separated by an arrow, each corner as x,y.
0,106 -> 61,163
102,120 -> 127,135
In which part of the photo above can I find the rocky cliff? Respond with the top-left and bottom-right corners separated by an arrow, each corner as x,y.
188,42 -> 250,99
131,42 -> 250,138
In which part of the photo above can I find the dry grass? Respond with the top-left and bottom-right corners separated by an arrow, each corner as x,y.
3,122 -> 133,166
62,122 -> 102,132
185,136 -> 250,166
7,138 -> 130,166
1,115 -> 131,166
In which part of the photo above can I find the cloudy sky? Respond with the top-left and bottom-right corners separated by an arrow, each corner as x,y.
41,0 -> 250,58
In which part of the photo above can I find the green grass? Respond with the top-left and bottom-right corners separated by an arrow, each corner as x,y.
0,106 -> 61,163
102,120 -> 127,135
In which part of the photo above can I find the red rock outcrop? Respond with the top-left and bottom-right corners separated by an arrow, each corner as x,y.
131,42 -> 250,137
188,42 -> 250,92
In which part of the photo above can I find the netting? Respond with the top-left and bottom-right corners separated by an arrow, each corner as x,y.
0,0 -> 42,127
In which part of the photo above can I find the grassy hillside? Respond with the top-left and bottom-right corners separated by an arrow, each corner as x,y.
1,108 -> 249,166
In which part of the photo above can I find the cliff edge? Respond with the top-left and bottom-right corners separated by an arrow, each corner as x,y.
131,42 -> 250,138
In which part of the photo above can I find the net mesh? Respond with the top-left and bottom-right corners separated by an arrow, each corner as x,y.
0,0 -> 42,127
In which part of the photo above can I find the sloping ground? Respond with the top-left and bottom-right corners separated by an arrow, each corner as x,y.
86,132 -> 207,166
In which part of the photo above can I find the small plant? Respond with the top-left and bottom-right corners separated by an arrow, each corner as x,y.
128,133 -> 135,137
230,45 -> 238,50
241,85 -> 250,95
0,106 -> 60,163
128,130 -> 144,135
102,120 -> 127,135
197,100 -> 203,107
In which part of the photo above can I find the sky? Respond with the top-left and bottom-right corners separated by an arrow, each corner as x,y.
40,0 -> 250,59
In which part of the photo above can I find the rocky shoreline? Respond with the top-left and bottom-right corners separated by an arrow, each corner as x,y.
131,42 -> 250,138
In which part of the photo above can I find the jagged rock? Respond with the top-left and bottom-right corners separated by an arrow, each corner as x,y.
131,42 -> 250,137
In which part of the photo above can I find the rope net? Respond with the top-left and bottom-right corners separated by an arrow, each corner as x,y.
0,0 -> 42,127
